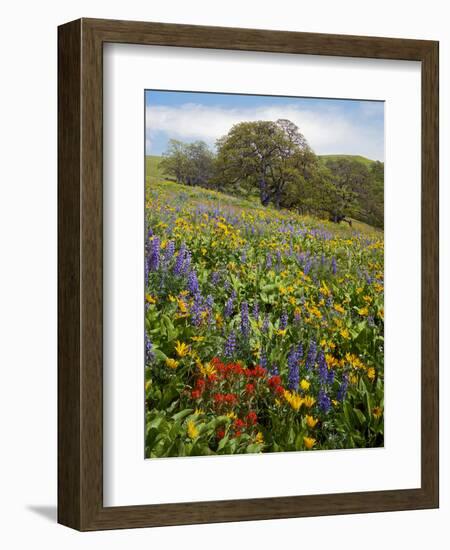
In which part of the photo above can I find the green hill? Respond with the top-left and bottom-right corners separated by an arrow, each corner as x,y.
319,154 -> 378,167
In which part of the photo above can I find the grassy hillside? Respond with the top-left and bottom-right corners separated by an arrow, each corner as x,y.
318,154 -> 377,167
145,155 -> 381,237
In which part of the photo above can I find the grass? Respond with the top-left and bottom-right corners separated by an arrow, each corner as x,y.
318,154 -> 377,167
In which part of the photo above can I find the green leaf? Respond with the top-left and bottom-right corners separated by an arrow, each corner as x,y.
172,408 -> 194,421
353,408 -> 366,426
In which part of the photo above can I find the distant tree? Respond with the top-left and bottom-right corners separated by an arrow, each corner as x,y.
184,141 -> 215,186
216,119 -> 317,208
160,139 -> 215,186
159,139 -> 190,184
322,158 -> 374,224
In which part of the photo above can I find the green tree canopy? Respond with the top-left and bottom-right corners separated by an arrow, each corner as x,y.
215,119 -> 318,208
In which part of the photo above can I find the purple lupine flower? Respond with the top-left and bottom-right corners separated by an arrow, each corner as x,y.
270,363 -> 279,376
327,369 -> 335,385
331,257 -> 337,275
276,250 -> 282,271
280,310 -> 288,330
224,296 -> 234,318
265,253 -> 272,269
262,315 -> 269,333
240,301 -> 250,338
304,258 -> 312,275
260,348 -> 268,369
252,301 -> 259,321
187,270 -> 200,294
173,244 -> 186,276
148,236 -> 160,272
164,240 -> 175,262
368,315 -> 375,327
145,334 -> 154,364
180,251 -> 192,275
211,271 -> 220,285
318,389 -> 331,413
224,331 -> 236,358
241,248 -> 247,263
294,308 -> 302,323
190,293 -> 204,327
287,346 -> 300,390
305,340 -> 317,371
317,351 -> 328,385
337,372 -> 349,401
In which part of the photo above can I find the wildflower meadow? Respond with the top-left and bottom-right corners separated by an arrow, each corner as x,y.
144,158 -> 384,458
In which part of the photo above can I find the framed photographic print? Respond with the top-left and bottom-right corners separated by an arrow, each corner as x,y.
58,18 -> 439,530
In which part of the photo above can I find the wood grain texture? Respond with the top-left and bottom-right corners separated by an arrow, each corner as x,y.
57,19 -> 82,530
57,18 -> 439,531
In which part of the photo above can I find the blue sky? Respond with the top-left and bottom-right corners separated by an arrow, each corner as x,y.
145,90 -> 384,161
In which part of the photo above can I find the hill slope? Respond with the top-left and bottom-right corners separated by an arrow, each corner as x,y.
318,154 -> 378,167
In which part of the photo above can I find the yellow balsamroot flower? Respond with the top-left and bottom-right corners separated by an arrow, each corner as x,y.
334,303 -> 345,314
276,328 -> 287,337
300,379 -> 310,391
165,358 -> 179,369
187,420 -> 199,440
349,373 -> 358,385
255,432 -> 264,445
363,295 -> 373,304
358,306 -> 369,316
145,294 -> 157,304
175,340 -> 190,357
325,353 -> 339,369
284,390 -> 303,411
306,415 -> 318,428
198,362 -> 216,377
367,367 -> 376,381
191,336 -> 205,342
226,411 -> 237,420
374,283 -> 384,293
373,406 -> 383,419
194,408 -> 205,416
279,286 -> 288,295
319,281 -> 331,297
177,298 -> 188,314
303,436 -> 316,450
356,287 -> 363,294
303,395 -> 316,409
215,313 -> 223,328
340,328 -> 350,340
168,294 -> 176,303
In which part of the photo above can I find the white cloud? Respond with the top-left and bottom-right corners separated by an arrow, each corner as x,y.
146,102 -> 384,161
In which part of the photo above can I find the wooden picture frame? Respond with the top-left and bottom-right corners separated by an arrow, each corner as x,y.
58,18 -> 439,531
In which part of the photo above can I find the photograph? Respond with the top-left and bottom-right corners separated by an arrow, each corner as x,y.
144,90 -> 385,458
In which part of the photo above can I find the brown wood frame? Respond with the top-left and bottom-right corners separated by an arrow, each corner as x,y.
58,17 -> 439,531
